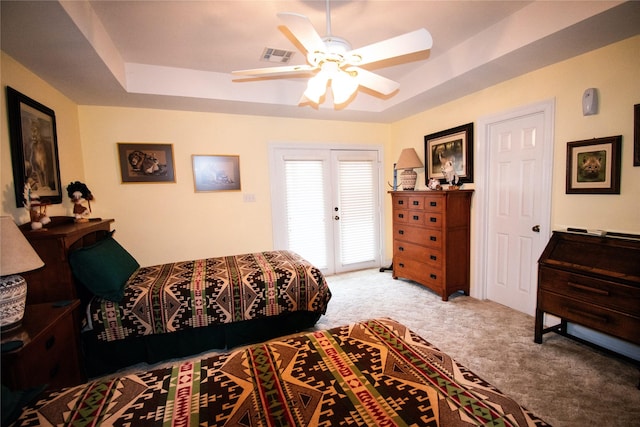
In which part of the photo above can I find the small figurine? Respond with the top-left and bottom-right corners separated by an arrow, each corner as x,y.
427,178 -> 442,191
66,181 -> 94,222
441,160 -> 461,189
23,183 -> 51,230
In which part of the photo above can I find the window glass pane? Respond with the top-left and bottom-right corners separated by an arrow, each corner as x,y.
284,160 -> 327,268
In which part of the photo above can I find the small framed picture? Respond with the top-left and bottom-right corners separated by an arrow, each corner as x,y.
6,86 -> 63,207
424,122 -> 474,185
566,136 -> 621,194
192,155 -> 241,192
117,143 -> 176,183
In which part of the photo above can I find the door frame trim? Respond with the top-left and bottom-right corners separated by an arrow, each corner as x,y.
472,99 -> 555,300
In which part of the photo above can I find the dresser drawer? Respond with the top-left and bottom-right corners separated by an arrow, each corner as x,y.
393,224 -> 443,249
539,267 -> 640,314
394,240 -> 441,267
422,195 -> 445,212
538,290 -> 640,345
394,257 -> 444,287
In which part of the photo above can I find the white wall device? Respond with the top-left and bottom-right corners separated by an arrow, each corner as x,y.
582,88 -> 598,116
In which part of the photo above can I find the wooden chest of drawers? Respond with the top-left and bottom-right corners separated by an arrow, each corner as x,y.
534,231 -> 640,349
390,190 -> 473,301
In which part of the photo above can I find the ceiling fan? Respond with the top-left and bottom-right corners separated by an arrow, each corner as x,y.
232,1 -> 433,106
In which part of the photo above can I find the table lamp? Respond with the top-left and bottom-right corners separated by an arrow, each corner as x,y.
1,216 -> 44,331
396,148 -> 424,190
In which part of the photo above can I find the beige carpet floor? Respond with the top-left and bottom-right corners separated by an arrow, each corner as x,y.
104,268 -> 640,427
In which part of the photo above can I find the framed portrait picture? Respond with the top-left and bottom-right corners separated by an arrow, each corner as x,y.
424,122 -> 474,185
6,86 -> 63,207
117,143 -> 176,183
192,155 -> 241,192
566,136 -> 621,194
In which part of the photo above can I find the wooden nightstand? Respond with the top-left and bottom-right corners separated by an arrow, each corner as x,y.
1,300 -> 84,390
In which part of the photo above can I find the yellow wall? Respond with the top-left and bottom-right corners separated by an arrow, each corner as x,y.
391,35 -> 640,237
76,107 -> 389,266
2,35 -> 639,268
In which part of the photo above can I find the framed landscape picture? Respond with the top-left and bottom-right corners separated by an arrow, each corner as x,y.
6,86 -> 63,207
566,136 -> 621,194
192,155 -> 241,192
117,143 -> 176,183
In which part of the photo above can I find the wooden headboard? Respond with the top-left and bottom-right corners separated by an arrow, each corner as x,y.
19,216 -> 114,304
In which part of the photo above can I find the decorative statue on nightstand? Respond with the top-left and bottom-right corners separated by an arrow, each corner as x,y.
23,183 -> 51,230
441,159 -> 461,189
66,181 -> 94,222
427,178 -> 442,191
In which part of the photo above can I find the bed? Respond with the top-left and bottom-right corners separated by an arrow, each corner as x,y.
7,318 -> 549,426
66,232 -> 332,377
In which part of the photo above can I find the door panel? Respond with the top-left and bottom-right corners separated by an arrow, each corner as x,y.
271,146 -> 381,275
486,112 -> 547,315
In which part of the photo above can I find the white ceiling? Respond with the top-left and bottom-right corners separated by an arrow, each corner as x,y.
2,1 -> 639,123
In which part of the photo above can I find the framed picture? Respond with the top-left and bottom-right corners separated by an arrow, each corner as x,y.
117,143 -> 176,183
424,122 -> 474,185
6,86 -> 63,207
566,136 -> 621,194
634,104 -> 639,167
192,155 -> 241,192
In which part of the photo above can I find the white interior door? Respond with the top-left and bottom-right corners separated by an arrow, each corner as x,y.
483,104 -> 553,316
270,146 -> 382,275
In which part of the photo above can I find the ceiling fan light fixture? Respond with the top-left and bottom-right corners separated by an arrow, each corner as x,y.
331,69 -> 359,105
303,72 -> 330,104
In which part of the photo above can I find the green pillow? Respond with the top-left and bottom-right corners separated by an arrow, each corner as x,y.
69,232 -> 139,302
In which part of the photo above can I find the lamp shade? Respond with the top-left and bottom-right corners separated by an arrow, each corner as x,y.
395,148 -> 424,170
1,216 -> 44,276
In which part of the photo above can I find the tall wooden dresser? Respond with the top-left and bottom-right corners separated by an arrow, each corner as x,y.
390,190 -> 473,301
535,231 -> 640,351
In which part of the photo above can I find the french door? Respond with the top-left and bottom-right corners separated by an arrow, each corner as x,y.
270,146 -> 382,275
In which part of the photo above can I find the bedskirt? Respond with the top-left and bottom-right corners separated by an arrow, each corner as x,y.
14,318 -> 550,427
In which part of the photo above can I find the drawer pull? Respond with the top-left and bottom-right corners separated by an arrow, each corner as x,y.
430,274 -> 437,280
399,263 -> 405,268
430,217 -> 437,222
399,246 -> 404,252
430,255 -> 437,261
398,213 -> 404,219
412,215 -> 419,221
430,236 -> 437,241
399,230 -> 404,235
45,336 -> 56,350
568,282 -> 610,296
567,308 -> 609,324
430,201 -> 437,207
412,201 -> 419,206
398,200 -> 404,205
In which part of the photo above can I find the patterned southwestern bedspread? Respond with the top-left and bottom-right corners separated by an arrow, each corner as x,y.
84,250 -> 331,342
14,318 -> 550,426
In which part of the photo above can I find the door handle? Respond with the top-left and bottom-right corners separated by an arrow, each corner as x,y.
532,225 -> 540,232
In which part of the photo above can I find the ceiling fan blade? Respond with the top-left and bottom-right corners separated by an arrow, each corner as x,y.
277,12 -> 326,54
232,64 -> 316,77
348,67 -> 399,95
347,28 -> 433,66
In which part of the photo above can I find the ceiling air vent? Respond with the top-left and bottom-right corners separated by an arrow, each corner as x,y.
261,48 -> 294,64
